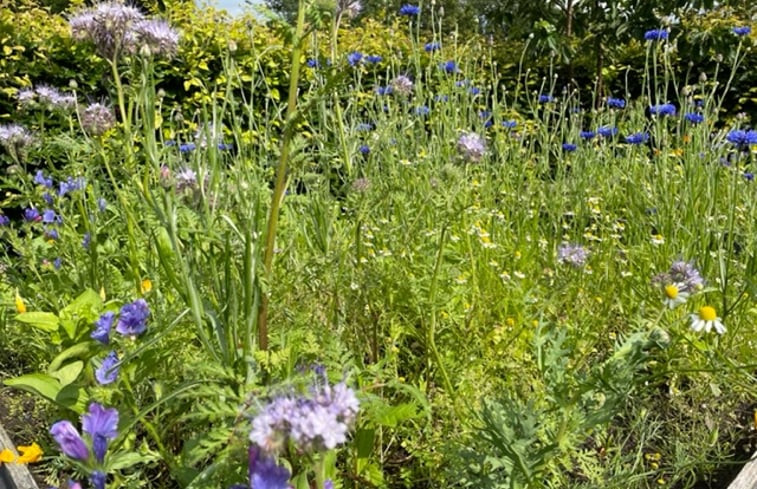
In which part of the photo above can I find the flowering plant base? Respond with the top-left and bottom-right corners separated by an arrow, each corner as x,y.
0,423 -> 39,489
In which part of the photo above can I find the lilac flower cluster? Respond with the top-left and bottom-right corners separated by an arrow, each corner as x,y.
337,0 -> 362,19
0,123 -> 34,152
557,243 -> 589,268
80,103 -> 116,136
653,260 -> 704,293
69,2 -> 179,58
457,132 -> 486,162
17,85 -> 76,111
249,380 -> 359,455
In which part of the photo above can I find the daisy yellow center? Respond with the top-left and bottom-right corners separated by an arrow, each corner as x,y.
698,306 -> 717,321
664,284 -> 679,299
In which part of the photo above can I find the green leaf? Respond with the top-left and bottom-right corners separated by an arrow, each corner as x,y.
107,451 -> 159,471
15,311 -> 59,332
50,361 -> 84,387
4,373 -> 61,401
48,342 -> 93,372
372,402 -> 419,428
60,288 -> 102,319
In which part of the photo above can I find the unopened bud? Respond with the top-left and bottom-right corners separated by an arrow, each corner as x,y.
699,72 -> 707,83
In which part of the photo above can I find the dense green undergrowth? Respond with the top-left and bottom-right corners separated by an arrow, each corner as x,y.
0,1 -> 756,489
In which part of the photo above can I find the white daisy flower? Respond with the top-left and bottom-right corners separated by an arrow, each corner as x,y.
662,283 -> 689,309
690,306 -> 726,335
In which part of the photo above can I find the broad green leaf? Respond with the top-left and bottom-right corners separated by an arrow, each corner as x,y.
15,311 -> 59,332
48,342 -> 93,372
50,361 -> 84,387
4,373 -> 61,401
107,451 -> 160,471
61,288 -> 102,318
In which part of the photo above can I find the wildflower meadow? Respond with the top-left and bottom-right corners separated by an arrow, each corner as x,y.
0,1 -> 756,488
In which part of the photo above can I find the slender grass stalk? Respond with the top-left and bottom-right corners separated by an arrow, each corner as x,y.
257,0 -> 308,351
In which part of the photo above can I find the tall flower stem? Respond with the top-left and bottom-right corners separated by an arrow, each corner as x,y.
257,0 -> 308,351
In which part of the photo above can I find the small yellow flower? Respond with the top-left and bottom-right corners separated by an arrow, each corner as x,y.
140,279 -> 153,294
0,448 -> 15,463
15,291 -> 26,314
15,443 -> 42,464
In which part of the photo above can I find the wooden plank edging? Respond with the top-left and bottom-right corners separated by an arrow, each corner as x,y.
0,422 -> 39,489
729,452 -> 757,489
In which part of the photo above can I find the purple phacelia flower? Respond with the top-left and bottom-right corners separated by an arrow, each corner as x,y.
653,260 -> 704,293
80,103 -> 115,136
457,132 -> 486,162
391,75 -> 414,96
132,18 -> 179,58
557,243 -> 589,267
116,298 -> 149,337
0,123 -> 34,151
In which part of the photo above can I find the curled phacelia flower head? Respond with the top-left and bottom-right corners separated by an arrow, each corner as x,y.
80,103 -> 116,136
132,18 -> 180,58
0,124 -> 34,153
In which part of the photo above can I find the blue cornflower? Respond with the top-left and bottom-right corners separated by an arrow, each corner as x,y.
399,4 -> 420,16
424,41 -> 440,52
562,143 -> 577,152
82,232 -> 91,250
732,26 -> 751,36
0,215 -> 9,226
45,228 -> 59,240
455,80 -> 470,87
179,142 -> 195,152
598,126 -> 618,138
502,120 -> 517,129
375,86 -> 393,96
607,97 -> 626,109
347,51 -> 363,66
685,113 -> 704,124
649,103 -> 677,116
97,197 -> 107,212
414,106 -> 430,116
538,94 -> 554,104
625,132 -> 649,145
580,130 -> 596,140
434,94 -> 449,103
468,87 -> 481,95
53,257 -> 62,269
306,58 -> 319,68
356,122 -> 374,131
217,143 -> 234,151
364,55 -> 382,64
116,298 -> 150,337
91,311 -> 115,344
644,29 -> 669,41
726,129 -> 757,148
165,140 -> 177,147
95,351 -> 120,386
42,209 -> 60,224
743,172 -> 754,182
24,207 -> 40,222
34,170 -> 53,188
359,145 -> 370,155
479,111 -> 493,128
439,61 -> 458,73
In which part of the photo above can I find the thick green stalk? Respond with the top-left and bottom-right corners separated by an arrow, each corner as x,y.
257,0 -> 307,351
